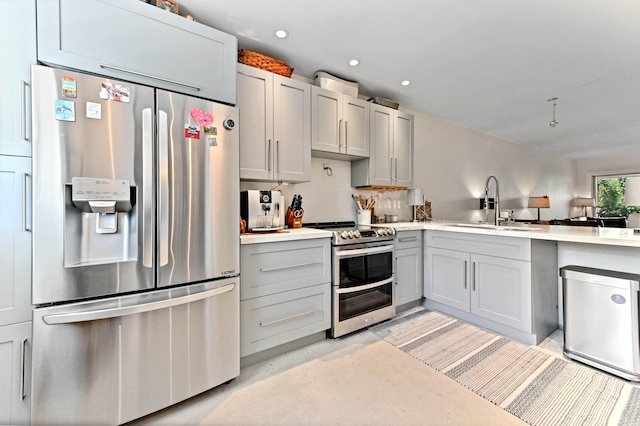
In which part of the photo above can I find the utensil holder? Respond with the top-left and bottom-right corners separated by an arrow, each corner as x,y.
356,209 -> 371,225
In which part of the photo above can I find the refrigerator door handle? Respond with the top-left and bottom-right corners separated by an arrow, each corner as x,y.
42,283 -> 236,325
158,110 -> 169,267
99,64 -> 201,92
142,108 -> 154,267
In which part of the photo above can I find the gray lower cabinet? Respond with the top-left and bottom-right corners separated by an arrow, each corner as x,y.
36,0 -> 237,104
240,238 -> 331,357
0,155 -> 32,327
0,0 -> 36,157
394,230 -> 423,307
424,230 -> 557,344
0,321 -> 31,426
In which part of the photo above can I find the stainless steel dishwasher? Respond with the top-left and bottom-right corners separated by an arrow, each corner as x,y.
561,265 -> 640,381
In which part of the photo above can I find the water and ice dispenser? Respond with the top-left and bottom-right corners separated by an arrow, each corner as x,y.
65,177 -> 137,267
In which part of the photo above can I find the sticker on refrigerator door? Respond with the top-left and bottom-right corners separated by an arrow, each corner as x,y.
61,77 -> 77,98
86,102 -> 102,119
184,124 -> 201,139
99,82 -> 130,102
191,108 -> 213,126
55,100 -> 75,121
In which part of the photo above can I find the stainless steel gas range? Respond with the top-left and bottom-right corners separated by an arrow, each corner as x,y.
305,222 -> 397,337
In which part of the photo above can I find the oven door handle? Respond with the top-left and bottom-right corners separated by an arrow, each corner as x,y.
335,245 -> 394,258
336,277 -> 394,294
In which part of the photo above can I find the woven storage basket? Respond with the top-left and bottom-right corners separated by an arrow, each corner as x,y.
238,50 -> 293,77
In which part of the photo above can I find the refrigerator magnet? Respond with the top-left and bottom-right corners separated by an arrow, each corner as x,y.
208,137 -> 218,147
61,77 -> 77,98
191,108 -> 213,127
184,124 -> 201,139
204,126 -> 217,136
100,82 -> 130,103
86,102 -> 102,119
55,100 -> 75,121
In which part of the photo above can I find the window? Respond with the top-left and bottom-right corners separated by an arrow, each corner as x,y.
594,174 -> 640,217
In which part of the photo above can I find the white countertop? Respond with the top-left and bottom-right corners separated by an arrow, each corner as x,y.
240,221 -> 640,247
378,221 -> 640,248
240,228 -> 333,245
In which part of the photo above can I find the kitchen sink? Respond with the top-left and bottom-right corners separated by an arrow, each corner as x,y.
453,223 -> 541,232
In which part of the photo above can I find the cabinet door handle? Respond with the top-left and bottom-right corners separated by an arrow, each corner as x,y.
389,158 -> 394,182
260,309 -> 318,327
20,338 -> 27,401
22,173 -> 32,232
276,140 -> 280,176
267,139 -> 272,172
338,119 -> 343,152
464,260 -> 468,289
21,80 -> 29,141
472,262 -> 476,291
398,236 -> 417,243
345,120 -> 348,150
99,64 -> 201,91
395,157 -> 399,183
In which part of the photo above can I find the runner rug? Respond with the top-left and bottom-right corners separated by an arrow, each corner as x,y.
370,310 -> 640,426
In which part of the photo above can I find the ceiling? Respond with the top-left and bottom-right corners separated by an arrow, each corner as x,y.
175,0 -> 640,159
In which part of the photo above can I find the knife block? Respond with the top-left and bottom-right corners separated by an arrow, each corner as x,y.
286,207 -> 303,228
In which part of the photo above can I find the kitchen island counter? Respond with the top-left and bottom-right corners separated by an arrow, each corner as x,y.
374,222 -> 640,248
241,228 -> 332,245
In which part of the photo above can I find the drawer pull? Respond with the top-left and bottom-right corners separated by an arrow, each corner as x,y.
260,261 -> 321,272
398,237 -> 418,243
260,309 -> 319,327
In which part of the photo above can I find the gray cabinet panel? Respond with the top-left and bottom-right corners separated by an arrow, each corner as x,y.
426,247 -> 470,311
241,284 -> 330,357
471,254 -> 532,332
351,103 -> 413,187
311,87 -> 369,158
36,0 -> 237,104
238,64 -> 311,182
0,0 -> 36,157
241,239 -> 331,300
0,321 -> 31,426
396,246 -> 423,306
0,156 -> 31,326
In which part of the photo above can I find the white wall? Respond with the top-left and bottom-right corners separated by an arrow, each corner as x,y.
412,112 -> 575,222
241,109 -> 577,224
574,153 -> 640,195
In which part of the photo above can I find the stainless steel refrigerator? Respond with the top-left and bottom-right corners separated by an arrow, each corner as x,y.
30,65 -> 240,425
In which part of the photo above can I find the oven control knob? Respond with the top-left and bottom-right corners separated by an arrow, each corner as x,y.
379,228 -> 387,236
341,231 -> 349,239
354,230 -> 361,238
389,228 -> 396,235
347,230 -> 355,238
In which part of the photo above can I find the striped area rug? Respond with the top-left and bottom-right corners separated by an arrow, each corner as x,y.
371,310 -> 640,426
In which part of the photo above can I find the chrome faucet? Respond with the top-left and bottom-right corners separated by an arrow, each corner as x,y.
484,175 -> 500,225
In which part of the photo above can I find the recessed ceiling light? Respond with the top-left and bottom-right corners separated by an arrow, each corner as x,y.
349,59 -> 360,67
401,80 -> 411,86
275,29 -> 288,39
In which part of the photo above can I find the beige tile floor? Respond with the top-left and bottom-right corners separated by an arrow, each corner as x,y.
129,322 -> 566,425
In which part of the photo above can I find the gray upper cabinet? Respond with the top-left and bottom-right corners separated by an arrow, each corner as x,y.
0,155 -> 32,327
237,64 -> 311,183
36,0 -> 237,104
311,86 -> 369,159
0,0 -> 36,157
351,103 -> 413,188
